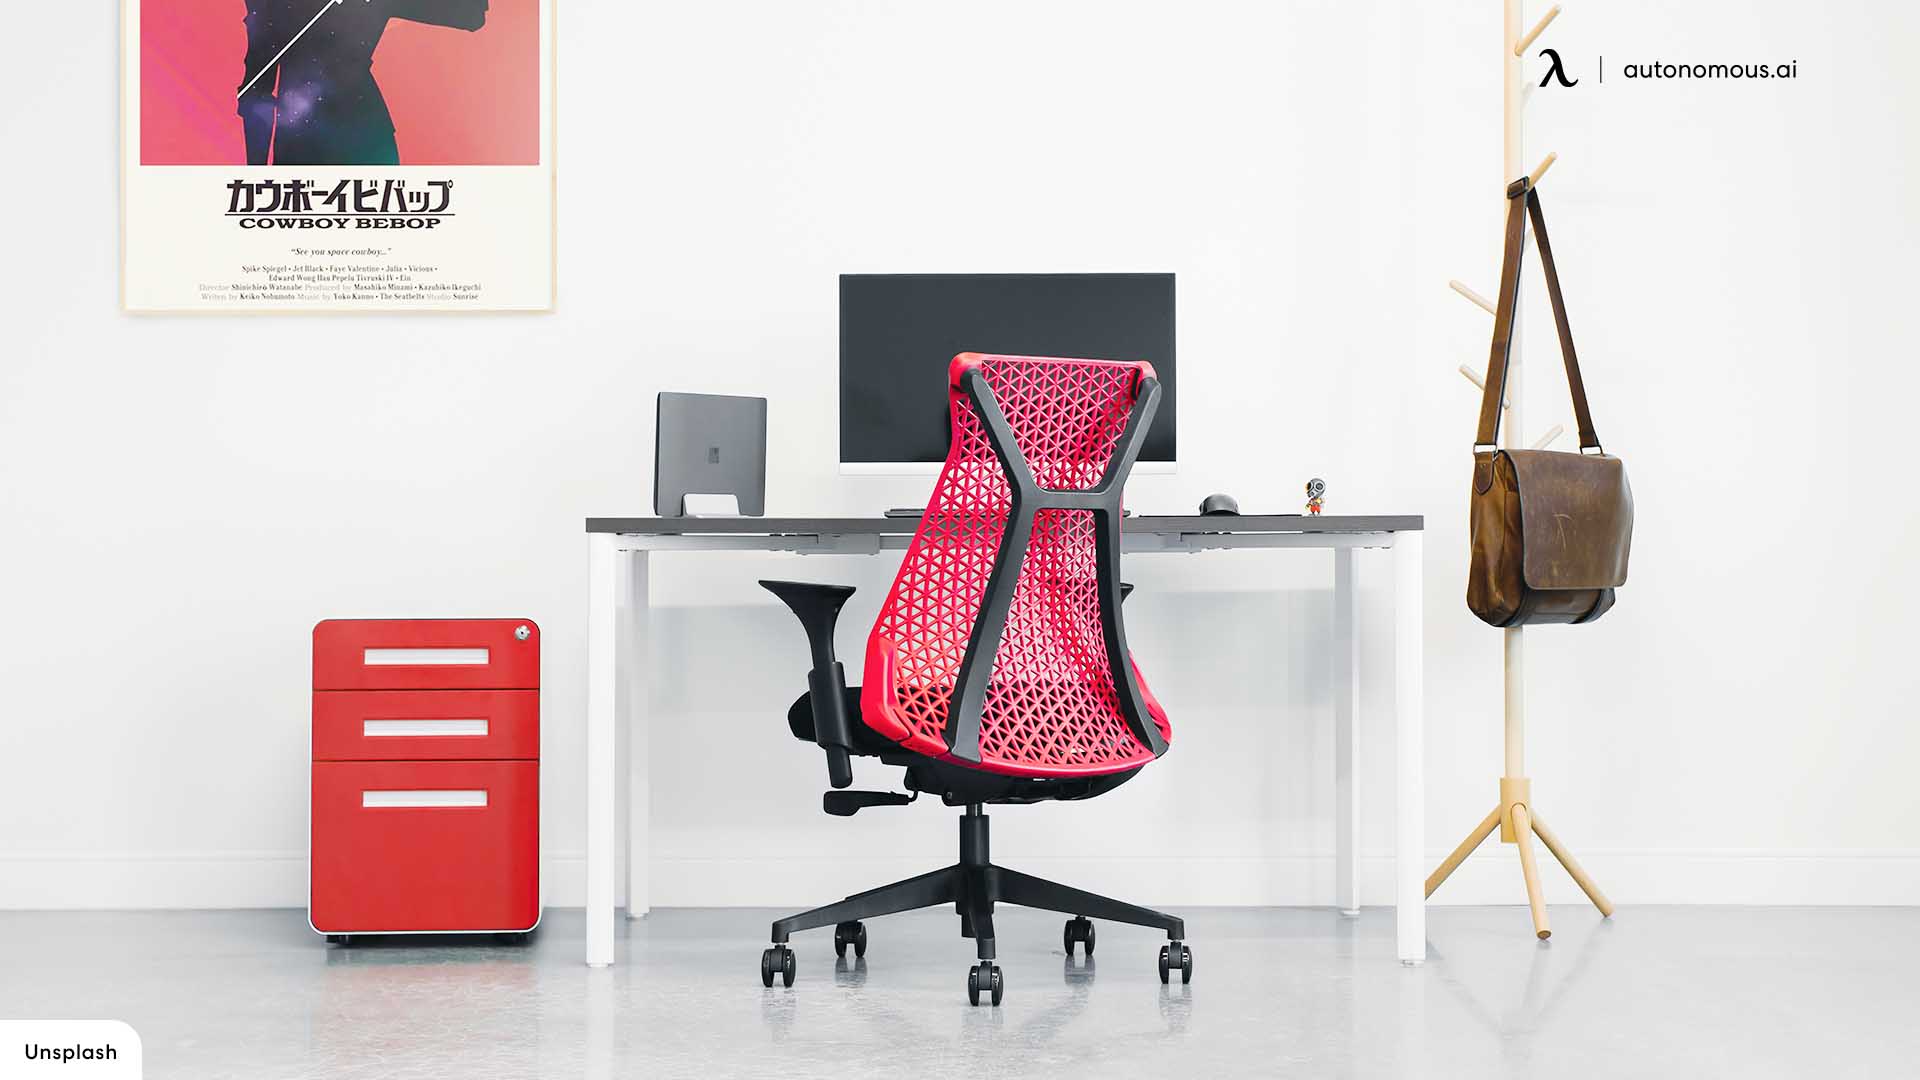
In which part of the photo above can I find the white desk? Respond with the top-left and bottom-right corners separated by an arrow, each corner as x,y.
583,514 -> 1426,966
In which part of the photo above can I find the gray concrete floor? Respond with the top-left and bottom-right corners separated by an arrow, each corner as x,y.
2,906 -> 1915,1079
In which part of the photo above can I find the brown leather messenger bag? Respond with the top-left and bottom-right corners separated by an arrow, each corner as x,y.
1468,177 -> 1633,628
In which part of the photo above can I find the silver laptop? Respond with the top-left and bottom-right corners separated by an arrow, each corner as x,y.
654,392 -> 768,516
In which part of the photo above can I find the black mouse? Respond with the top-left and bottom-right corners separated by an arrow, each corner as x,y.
1199,493 -> 1240,516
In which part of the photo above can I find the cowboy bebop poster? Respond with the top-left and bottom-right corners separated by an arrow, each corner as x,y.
123,0 -> 553,312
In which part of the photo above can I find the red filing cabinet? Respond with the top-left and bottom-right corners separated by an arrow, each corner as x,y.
311,619 -> 540,938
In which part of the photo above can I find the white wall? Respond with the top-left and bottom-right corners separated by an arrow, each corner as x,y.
2,0 -> 1916,911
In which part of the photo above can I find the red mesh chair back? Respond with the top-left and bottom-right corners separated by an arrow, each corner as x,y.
860,353 -> 1171,778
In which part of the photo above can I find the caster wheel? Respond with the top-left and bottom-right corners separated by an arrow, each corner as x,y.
1158,943 -> 1194,985
761,946 -> 796,988
966,961 -> 1004,1006
1063,917 -> 1095,957
326,935 -> 351,946
833,921 -> 868,960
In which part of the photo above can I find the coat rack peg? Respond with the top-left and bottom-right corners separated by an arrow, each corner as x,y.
1531,424 -> 1565,450
1449,280 -> 1496,315
1513,4 -> 1561,56
1459,364 -> 1511,411
1528,152 -> 1558,187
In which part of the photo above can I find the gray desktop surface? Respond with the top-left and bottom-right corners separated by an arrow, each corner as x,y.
586,514 -> 1422,535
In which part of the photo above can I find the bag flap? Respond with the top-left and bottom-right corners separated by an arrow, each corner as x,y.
1506,450 -> 1633,589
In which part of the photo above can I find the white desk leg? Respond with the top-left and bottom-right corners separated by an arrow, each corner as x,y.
586,534 -> 618,967
1393,531 -> 1427,964
623,550 -> 651,919
1333,548 -> 1361,916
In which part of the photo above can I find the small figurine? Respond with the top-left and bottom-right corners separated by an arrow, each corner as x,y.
1305,478 -> 1326,515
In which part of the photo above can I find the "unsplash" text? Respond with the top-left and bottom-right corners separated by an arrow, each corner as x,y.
22,1041 -> 120,1064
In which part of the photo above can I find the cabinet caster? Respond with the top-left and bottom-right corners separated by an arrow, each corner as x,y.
966,961 -> 1004,1006
760,945 -> 795,988
833,920 -> 868,960
1158,942 -> 1193,985
325,935 -> 352,946
1063,917 -> 1095,957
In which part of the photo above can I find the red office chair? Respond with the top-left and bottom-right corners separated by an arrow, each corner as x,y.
758,352 -> 1190,1006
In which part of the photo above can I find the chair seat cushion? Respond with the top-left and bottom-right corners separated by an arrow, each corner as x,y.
786,688 -> 898,757
787,687 -> 1142,804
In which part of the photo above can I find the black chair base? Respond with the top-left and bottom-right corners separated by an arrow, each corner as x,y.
762,805 -> 1190,1004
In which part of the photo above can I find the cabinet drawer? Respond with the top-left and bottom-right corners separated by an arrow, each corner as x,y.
313,690 -> 538,762
311,760 -> 539,934
313,619 -> 540,691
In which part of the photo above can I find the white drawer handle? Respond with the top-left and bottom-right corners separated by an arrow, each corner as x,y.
362,790 -> 488,809
363,647 -> 490,667
362,719 -> 489,737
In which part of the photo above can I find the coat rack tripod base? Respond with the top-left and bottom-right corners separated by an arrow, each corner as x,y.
1426,776 -> 1613,939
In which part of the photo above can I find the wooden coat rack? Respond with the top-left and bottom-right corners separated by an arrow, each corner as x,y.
1427,0 -> 1613,940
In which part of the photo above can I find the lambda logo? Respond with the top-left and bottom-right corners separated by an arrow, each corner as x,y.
1539,48 -> 1580,87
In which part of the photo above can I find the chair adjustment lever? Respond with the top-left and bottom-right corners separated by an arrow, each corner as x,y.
822,790 -> 916,817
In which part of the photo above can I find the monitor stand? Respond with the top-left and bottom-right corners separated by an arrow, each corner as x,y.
680,493 -> 744,517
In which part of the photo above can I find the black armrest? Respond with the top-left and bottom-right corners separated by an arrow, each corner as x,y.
760,580 -> 857,789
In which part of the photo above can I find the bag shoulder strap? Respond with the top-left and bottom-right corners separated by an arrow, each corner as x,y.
1475,179 -> 1603,451
1475,181 -> 1531,448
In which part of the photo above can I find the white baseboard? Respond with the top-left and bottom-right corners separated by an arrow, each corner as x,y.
5,849 -> 1919,910
0,850 -> 309,911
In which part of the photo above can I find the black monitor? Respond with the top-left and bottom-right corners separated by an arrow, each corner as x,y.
839,273 -> 1176,468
